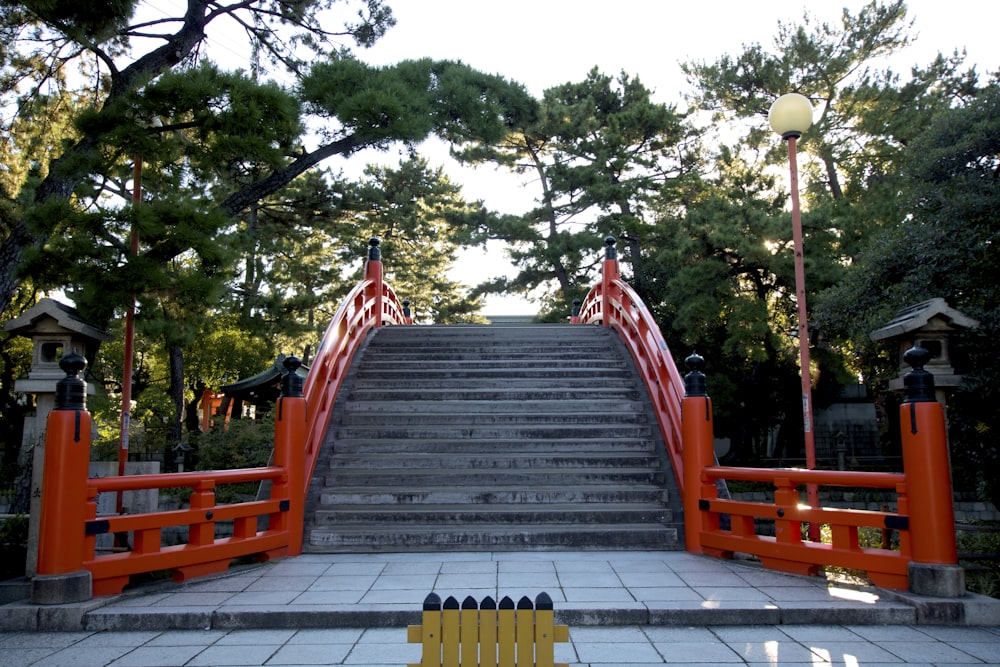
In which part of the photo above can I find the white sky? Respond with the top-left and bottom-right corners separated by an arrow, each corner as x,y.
346,0 -> 999,315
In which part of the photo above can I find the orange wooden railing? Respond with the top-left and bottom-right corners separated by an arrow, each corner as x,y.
32,238 -> 409,601
300,237 -> 412,508
576,237 -> 960,592
573,236 -> 686,487
84,467 -> 293,596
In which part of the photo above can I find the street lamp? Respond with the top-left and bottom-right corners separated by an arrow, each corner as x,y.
769,92 -> 820,534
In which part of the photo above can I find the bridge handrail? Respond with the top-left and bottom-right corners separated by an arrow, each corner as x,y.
82,466 -> 291,595
574,240 -> 686,490
31,239 -> 411,600
692,463 -> 913,589
300,242 -> 411,514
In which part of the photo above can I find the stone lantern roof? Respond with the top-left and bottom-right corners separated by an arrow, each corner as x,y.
870,298 -> 979,390
4,298 -> 111,394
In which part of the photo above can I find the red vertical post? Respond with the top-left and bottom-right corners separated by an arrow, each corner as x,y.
601,236 -> 619,327
273,356 -> 306,556
899,346 -> 957,565
365,237 -> 384,329
34,353 -> 93,603
681,354 -> 715,554
117,155 -> 142,514
898,345 -> 965,597
786,135 -> 820,540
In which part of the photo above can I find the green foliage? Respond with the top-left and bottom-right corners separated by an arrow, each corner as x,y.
454,67 -> 698,312
195,415 -> 274,503
18,0 -> 138,42
301,57 -> 534,150
196,414 -> 275,471
815,81 -> 1000,501
0,512 -> 26,544
340,157 -> 488,323
957,525 -> 1000,598
0,513 -> 28,579
186,317 -> 274,389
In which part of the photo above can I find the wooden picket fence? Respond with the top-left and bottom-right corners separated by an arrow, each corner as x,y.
408,592 -> 569,667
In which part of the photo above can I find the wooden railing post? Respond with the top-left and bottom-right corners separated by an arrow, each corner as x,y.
365,237 -> 384,328
682,353 -> 717,555
899,345 -> 964,597
274,355 -> 306,556
601,236 -> 618,327
33,353 -> 93,604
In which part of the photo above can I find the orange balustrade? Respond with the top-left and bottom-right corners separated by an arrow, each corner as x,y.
574,237 -> 686,488
693,466 -> 911,589
577,236 -> 957,592
33,238 -> 409,599
84,467 -> 290,595
300,238 -> 411,513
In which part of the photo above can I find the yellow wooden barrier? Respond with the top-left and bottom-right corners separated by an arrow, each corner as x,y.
408,592 -> 569,667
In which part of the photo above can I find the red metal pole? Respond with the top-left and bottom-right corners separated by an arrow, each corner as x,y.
117,156 -> 141,513
786,136 -> 820,537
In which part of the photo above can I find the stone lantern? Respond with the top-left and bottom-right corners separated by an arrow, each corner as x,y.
3,298 -> 111,577
5,298 -> 110,418
869,298 -> 979,401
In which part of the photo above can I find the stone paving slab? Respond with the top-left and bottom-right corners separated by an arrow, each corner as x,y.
1,551 -> 999,633
1,623 -> 999,666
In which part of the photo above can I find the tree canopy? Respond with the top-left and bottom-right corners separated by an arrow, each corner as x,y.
1,0 -> 997,505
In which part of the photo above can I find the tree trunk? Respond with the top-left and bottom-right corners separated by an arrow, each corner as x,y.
168,344 -> 185,448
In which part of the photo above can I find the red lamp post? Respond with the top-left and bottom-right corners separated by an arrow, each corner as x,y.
768,93 -> 820,537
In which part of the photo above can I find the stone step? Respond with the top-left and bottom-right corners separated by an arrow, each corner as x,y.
331,423 -> 654,440
353,368 -> 635,380
311,503 -> 670,526
307,524 -> 679,552
322,467 -> 666,487
347,384 -> 640,398
337,411 -> 648,426
327,452 -> 661,469
327,437 -> 656,455
340,398 -> 644,414
318,486 -> 669,505
360,351 -> 615,363
303,323 -> 683,555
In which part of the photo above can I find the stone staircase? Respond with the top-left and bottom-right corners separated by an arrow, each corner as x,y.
302,323 -> 683,552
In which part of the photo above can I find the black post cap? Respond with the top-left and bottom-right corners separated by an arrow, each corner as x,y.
280,355 -> 304,398
604,235 -> 617,260
55,352 -> 88,410
367,237 -> 381,261
902,344 -> 935,404
683,352 -> 707,397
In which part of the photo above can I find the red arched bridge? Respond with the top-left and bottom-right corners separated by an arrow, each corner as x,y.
33,237 -> 960,603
